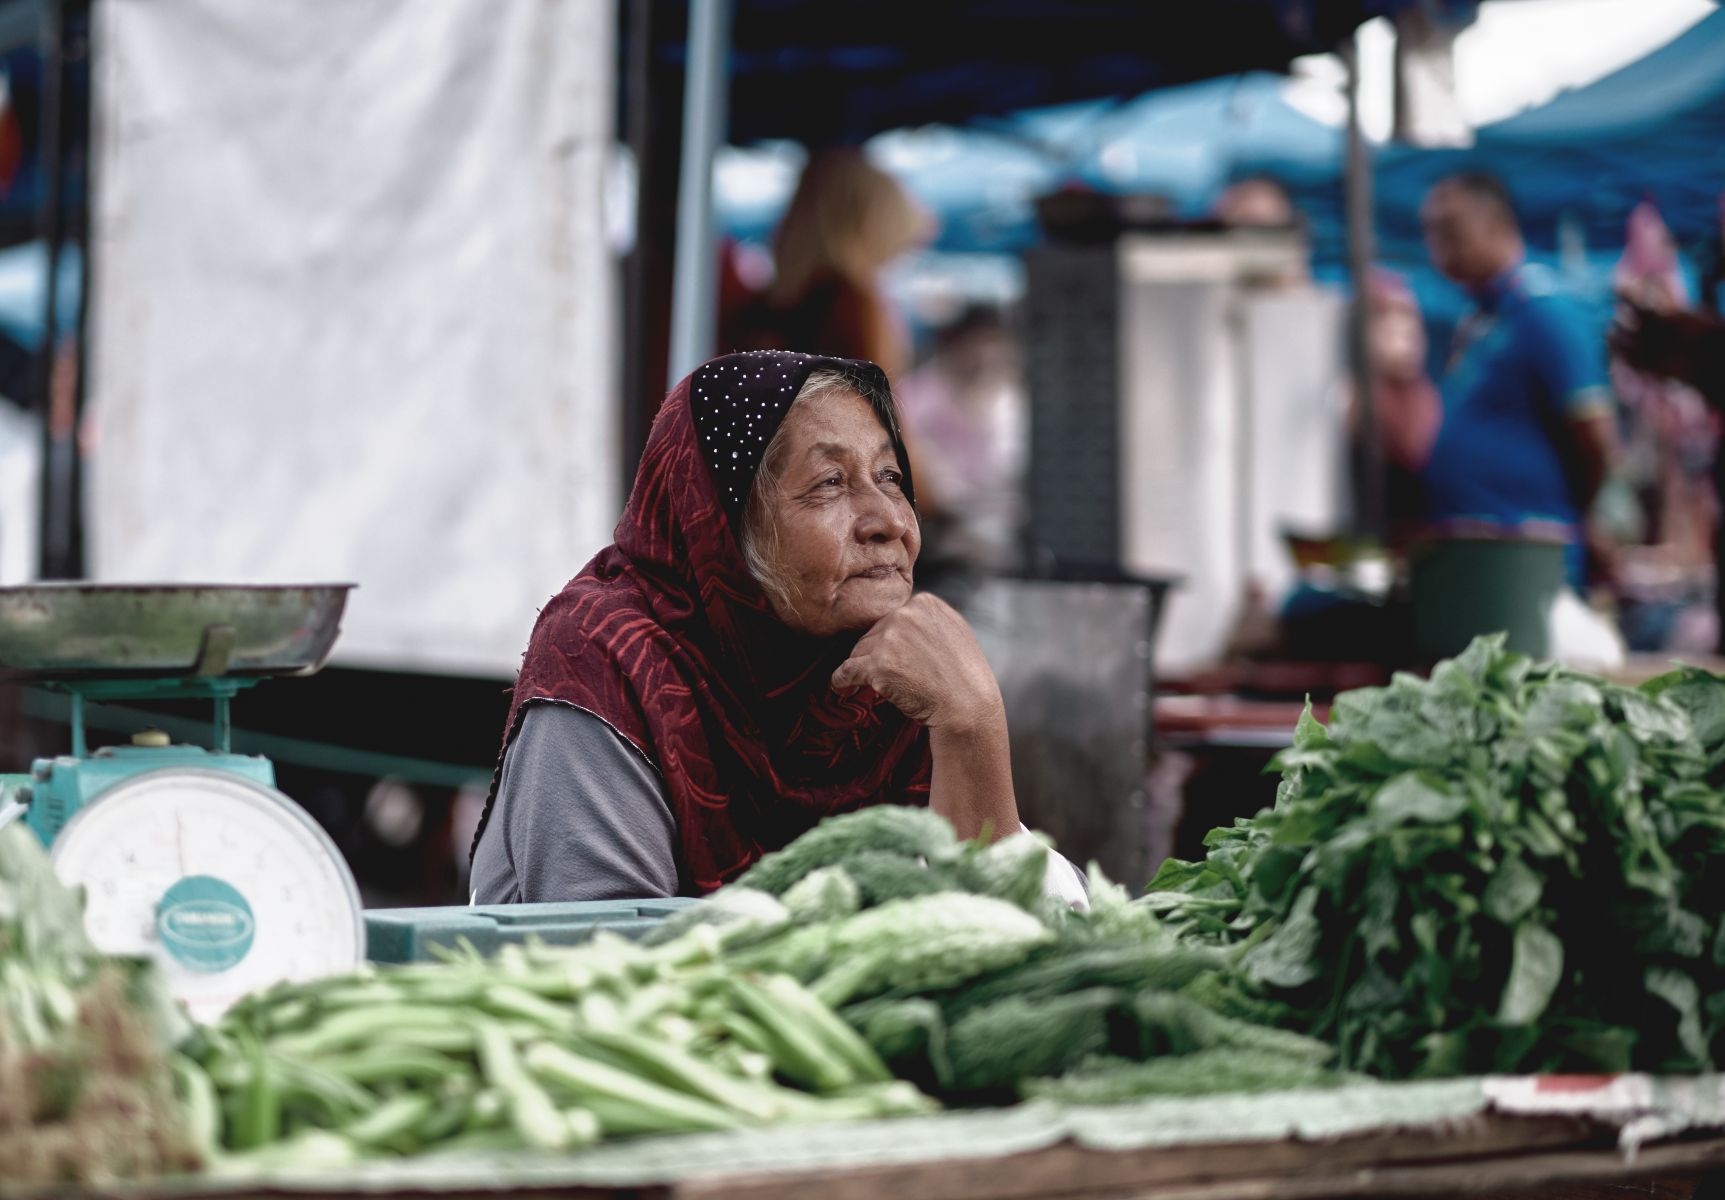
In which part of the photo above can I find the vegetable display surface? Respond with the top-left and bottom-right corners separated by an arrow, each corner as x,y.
176,811 -> 1351,1168
14,637 -> 1725,1183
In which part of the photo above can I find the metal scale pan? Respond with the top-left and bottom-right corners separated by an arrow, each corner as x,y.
0,583 -> 354,682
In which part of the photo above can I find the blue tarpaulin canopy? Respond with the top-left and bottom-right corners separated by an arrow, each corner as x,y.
719,7 -> 1723,269
1486,12 -> 1725,143
714,6 -> 1722,360
1050,73 -> 1344,212
1253,8 -> 1725,351
716,73 -> 1344,255
1368,6 -> 1725,259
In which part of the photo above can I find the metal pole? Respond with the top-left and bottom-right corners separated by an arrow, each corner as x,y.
621,0 -> 684,499
1341,35 -> 1383,543
621,0 -> 655,500
34,0 -> 69,578
214,693 -> 231,754
66,0 -> 89,578
69,690 -> 85,757
666,0 -> 732,391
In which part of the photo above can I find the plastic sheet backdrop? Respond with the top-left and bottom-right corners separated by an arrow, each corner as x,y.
86,0 -> 617,676
0,402 -> 38,585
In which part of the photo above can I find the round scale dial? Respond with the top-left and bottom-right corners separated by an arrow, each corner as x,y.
51,768 -> 364,1023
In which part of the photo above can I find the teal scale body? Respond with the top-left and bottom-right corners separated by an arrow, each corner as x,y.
6,674 -> 277,847
15,742 -> 277,846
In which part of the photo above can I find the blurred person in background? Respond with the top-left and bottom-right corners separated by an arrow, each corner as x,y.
1608,201 -> 1719,652
1365,268 -> 1440,470
1418,171 -> 1619,588
1365,267 -> 1442,526
1616,300 -> 1725,407
1613,190 -> 1725,651
726,147 -> 932,380
894,305 -> 1027,584
1213,174 -> 1310,288
1214,175 -> 1297,228
1249,268 -> 1435,665
1616,189 -> 1725,403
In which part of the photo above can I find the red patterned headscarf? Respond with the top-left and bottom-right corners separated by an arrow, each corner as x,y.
470,351 -> 933,893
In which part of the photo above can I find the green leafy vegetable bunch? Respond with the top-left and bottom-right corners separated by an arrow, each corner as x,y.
1148,636 -> 1725,1078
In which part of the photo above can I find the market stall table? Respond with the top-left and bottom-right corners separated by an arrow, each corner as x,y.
92,1077 -> 1725,1200
1153,694 -> 1323,751
1606,653 -> 1725,689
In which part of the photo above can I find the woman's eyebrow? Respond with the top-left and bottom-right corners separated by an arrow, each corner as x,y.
803,439 -> 895,462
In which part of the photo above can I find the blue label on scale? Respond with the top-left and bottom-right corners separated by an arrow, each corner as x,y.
156,875 -> 255,973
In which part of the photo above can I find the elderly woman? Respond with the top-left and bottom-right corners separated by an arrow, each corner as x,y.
470,350 -> 1042,902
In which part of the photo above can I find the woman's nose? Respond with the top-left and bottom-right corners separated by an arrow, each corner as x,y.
854,486 -> 909,542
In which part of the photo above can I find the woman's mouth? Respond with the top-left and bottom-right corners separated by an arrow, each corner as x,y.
854,565 -> 900,580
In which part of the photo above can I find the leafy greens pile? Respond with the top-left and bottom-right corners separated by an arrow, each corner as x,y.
1148,636 -> 1725,1079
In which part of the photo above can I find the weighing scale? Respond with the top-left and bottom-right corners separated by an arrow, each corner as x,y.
0,583 -> 365,1022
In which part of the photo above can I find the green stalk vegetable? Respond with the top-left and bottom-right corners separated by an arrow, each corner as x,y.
522,1042 -> 745,1134
475,1022 -> 580,1151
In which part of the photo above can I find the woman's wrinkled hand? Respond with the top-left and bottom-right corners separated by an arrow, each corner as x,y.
830,593 -> 1004,733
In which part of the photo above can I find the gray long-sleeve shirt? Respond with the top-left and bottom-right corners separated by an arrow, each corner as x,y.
469,702 -> 681,903
470,701 -> 1091,910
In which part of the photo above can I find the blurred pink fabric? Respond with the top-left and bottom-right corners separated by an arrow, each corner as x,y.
1615,201 -> 1688,311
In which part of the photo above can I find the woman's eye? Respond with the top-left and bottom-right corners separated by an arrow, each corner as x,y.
879,469 -> 903,487
817,475 -> 843,488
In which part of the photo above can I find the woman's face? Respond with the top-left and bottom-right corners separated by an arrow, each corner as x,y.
757,388 -> 919,637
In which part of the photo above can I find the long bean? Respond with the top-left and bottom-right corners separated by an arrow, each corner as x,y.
475,1021 -> 580,1151
572,1026 -> 787,1122
523,1042 -> 745,1134
272,1005 -> 471,1058
347,1094 -> 434,1151
186,918 -> 943,1165
722,975 -> 854,1093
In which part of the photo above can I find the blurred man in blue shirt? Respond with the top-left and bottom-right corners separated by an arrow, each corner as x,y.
1419,172 -> 1618,584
